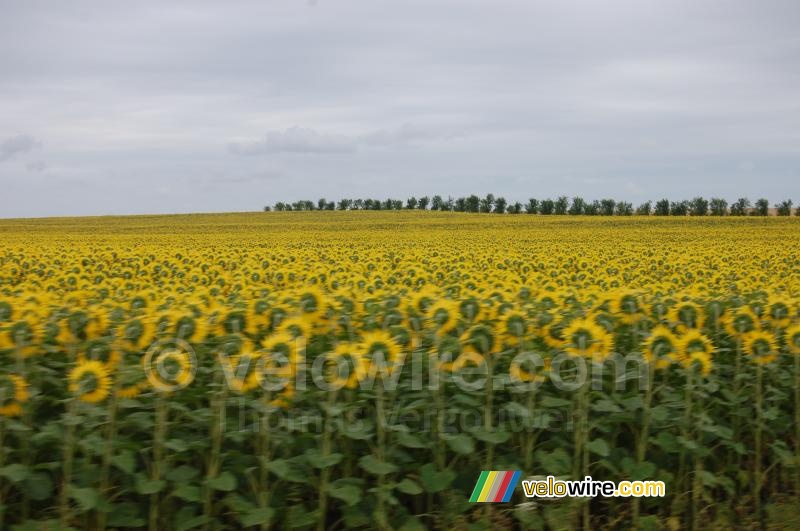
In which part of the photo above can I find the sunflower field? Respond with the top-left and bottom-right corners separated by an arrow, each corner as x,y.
0,211 -> 799,530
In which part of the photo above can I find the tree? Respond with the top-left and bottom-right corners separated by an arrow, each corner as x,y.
569,197 -> 585,215
615,201 -> 633,216
263,205 -> 272,212
317,198 -> 327,210
525,198 -> 539,214
455,197 -> 467,212
635,201 -> 652,215
337,199 -> 352,210
540,199 -> 555,215
600,199 -> 616,216
352,199 -> 364,210
754,198 -> 769,216
445,196 -> 454,211
654,199 -> 670,216
406,197 -> 418,210
670,200 -> 689,216
709,198 -> 728,216
585,200 -> 600,215
431,195 -> 444,211
480,194 -> 495,213
509,202 -> 522,214
730,198 -> 750,216
418,196 -> 430,210
325,201 -> 335,210
776,199 -> 793,216
466,195 -> 481,213
274,202 -> 286,211
493,197 -> 507,213
689,197 -> 708,216
554,196 -> 569,215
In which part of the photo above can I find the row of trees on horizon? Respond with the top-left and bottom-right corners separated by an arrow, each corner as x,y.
266,195 -> 797,216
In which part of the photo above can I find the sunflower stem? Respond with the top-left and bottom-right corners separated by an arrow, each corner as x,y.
258,390 -> 273,531
754,360 -> 763,523
317,387 -> 338,531
204,368 -> 227,529
633,357 -> 655,529
60,397 -> 78,527
150,392 -> 168,531
794,349 -> 800,504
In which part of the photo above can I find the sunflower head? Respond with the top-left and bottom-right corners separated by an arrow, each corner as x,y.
679,331 -> 714,376
460,323 -> 496,356
669,301 -> 703,332
724,306 -> 760,339
500,311 -> 528,345
68,361 -> 111,404
0,374 -> 29,417
359,330 -> 402,363
744,331 -> 778,365
765,296 -> 793,329
786,325 -> 800,355
643,326 -> 682,368
611,291 -> 645,324
427,300 -> 459,336
563,318 -> 612,362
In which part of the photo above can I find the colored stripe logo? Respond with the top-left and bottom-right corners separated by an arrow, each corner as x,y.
469,471 -> 522,502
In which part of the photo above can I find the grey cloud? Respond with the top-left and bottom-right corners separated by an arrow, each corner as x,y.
26,161 -> 47,172
228,127 -> 356,155
1,134 -> 41,161
230,123 -> 459,156
1,0 -> 799,217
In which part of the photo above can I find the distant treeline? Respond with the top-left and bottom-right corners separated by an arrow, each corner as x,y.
266,195 -> 797,216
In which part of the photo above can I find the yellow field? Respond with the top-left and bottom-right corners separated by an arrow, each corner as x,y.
1,212 -> 799,529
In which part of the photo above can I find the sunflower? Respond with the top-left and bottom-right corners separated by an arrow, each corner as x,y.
227,349 -> 263,393
145,349 -> 194,391
451,346 -> 486,372
276,316 -> 314,340
643,325 -> 682,368
359,330 -> 402,363
174,313 -> 210,342
509,354 -> 549,383
786,324 -> 800,355
0,374 -> 30,417
668,301 -> 703,332
84,311 -> 110,340
329,343 -> 365,389
78,340 -> 121,370
457,298 -> 484,324
68,360 -> 112,403
678,331 -> 714,376
0,329 -> 13,350
408,286 -> 438,316
743,330 -> 779,365
499,311 -> 528,345
427,300 -> 460,336
647,300 -> 670,324
723,306 -> 760,339
562,318 -> 612,362
765,296 -> 793,329
611,290 -> 645,325
116,382 -> 147,399
120,317 -> 155,348
296,286 -> 329,322
433,335 -> 462,373
270,382 -> 295,408
261,332 -> 303,381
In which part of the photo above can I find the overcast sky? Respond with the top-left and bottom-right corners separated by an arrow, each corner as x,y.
1,0 -> 799,217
